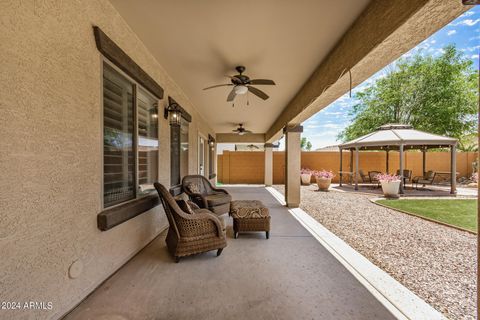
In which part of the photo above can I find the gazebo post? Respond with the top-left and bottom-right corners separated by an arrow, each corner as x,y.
354,147 -> 359,191
386,149 -> 389,173
422,147 -> 426,177
451,144 -> 457,195
349,149 -> 353,184
339,148 -> 343,186
399,144 -> 404,194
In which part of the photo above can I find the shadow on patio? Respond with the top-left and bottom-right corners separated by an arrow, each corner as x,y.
64,186 -> 394,320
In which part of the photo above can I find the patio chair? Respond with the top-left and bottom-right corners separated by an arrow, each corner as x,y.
359,169 -> 371,183
368,171 -> 382,188
154,182 -> 227,262
412,171 -> 436,190
396,169 -> 413,185
182,175 -> 232,215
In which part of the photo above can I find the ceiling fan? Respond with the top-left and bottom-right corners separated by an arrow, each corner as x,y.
232,124 -> 252,135
203,66 -> 275,103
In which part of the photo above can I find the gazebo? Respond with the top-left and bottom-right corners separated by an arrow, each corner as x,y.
338,124 -> 458,194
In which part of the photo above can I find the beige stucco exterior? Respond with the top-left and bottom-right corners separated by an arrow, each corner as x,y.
0,1 -> 215,319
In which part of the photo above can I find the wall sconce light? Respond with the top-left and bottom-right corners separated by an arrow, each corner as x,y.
164,102 -> 182,126
208,135 -> 215,150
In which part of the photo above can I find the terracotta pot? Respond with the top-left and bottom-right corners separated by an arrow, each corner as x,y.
301,173 -> 312,185
380,180 -> 401,198
316,177 -> 331,191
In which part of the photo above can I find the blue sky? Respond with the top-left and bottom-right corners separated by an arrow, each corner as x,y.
298,7 -> 479,150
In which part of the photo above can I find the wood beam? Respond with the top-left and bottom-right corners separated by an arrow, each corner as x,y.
266,0 -> 466,142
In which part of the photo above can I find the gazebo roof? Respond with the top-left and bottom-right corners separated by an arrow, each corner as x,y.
339,124 -> 457,150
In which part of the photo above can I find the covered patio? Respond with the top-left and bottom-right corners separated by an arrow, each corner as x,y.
1,1 -> 475,320
64,186 -> 396,319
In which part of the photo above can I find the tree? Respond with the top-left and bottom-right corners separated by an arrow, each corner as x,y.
301,137 -> 313,151
338,45 -> 478,144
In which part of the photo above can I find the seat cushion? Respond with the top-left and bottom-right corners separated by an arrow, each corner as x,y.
230,200 -> 269,219
205,193 -> 232,207
186,182 -> 201,194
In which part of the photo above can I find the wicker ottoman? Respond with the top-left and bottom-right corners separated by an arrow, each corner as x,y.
230,200 -> 270,239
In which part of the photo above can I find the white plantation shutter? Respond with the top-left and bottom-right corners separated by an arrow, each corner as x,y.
103,64 -> 135,207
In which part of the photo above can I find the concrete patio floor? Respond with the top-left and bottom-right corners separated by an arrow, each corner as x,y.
64,186 -> 395,320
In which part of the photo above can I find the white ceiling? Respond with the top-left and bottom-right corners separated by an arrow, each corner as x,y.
109,0 -> 371,134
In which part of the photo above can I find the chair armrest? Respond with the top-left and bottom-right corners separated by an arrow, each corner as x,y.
211,187 -> 229,194
189,193 -> 208,208
186,211 -> 225,237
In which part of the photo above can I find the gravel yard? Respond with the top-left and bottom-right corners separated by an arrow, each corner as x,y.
273,185 -> 477,320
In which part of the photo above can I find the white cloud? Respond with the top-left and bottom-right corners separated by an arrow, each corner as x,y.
464,45 -> 480,52
460,10 -> 475,18
322,123 -> 342,129
430,40 -> 437,44
452,18 -> 480,27
471,54 -> 479,60
447,30 -> 457,36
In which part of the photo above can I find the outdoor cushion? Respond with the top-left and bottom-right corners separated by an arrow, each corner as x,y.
205,193 -> 232,207
176,200 -> 195,214
186,183 -> 201,194
230,200 -> 269,219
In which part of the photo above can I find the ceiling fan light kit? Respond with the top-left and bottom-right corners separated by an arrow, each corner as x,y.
234,85 -> 248,95
203,66 -> 276,105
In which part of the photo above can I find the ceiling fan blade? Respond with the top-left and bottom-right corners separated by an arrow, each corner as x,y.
227,88 -> 236,102
248,86 -> 269,100
203,84 -> 233,90
244,130 -> 252,134
249,79 -> 275,85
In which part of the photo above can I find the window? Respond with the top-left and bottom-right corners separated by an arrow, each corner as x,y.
137,88 -> 159,195
180,118 -> 189,179
103,62 -> 159,208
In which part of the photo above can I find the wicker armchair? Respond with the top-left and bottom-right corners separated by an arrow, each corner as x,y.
154,182 -> 227,262
182,175 -> 232,215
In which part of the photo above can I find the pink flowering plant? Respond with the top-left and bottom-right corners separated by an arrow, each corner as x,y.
313,170 -> 335,179
301,168 -> 313,174
375,173 -> 401,182
472,172 -> 478,183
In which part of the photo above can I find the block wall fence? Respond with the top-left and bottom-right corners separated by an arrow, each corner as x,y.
217,151 -> 478,184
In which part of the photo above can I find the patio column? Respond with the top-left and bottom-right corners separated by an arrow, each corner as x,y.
354,147 -> 359,191
399,144 -> 404,194
451,144 -> 457,195
284,125 -> 303,208
264,143 -> 274,187
339,148 -> 343,186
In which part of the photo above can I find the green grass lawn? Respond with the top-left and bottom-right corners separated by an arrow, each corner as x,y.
377,199 -> 478,233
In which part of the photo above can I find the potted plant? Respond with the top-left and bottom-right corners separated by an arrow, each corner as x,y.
301,168 -> 313,185
376,173 -> 402,198
314,170 -> 335,191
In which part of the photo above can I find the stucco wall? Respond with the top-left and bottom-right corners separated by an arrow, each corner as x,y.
218,151 -> 478,184
0,1 -> 214,319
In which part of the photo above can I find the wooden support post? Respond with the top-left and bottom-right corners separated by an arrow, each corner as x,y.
451,145 -> 457,195
339,148 -> 343,186
349,149 -> 354,184
354,147 -> 359,191
399,144 -> 404,194
422,148 -> 426,177
386,149 -> 389,173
